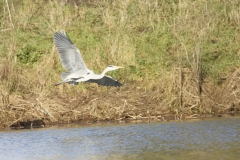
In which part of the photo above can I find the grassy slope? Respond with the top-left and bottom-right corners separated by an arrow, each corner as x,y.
0,0 -> 240,127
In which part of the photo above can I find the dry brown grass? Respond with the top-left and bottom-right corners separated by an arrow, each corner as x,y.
1,67 -> 240,128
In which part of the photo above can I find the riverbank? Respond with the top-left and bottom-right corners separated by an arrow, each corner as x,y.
7,112 -> 240,129
1,68 -> 240,129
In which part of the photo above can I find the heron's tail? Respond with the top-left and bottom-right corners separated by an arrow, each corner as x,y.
54,72 -> 72,86
54,81 -> 67,86
54,79 -> 81,86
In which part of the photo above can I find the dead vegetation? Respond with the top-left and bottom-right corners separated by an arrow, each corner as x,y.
1,68 -> 240,128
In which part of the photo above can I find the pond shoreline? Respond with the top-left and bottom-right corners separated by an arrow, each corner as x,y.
8,112 -> 240,130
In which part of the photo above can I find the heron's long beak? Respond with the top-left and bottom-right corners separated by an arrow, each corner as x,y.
116,66 -> 124,69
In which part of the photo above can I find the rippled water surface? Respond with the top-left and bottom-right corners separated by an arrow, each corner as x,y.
0,118 -> 240,160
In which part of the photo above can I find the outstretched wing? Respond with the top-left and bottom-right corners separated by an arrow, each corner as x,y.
54,31 -> 88,72
86,76 -> 122,87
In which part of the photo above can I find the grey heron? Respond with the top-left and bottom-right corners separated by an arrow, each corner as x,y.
53,31 -> 124,87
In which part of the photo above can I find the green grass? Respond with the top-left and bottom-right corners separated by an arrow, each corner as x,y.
0,0 -> 240,127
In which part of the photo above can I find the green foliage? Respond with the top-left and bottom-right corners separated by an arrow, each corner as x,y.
17,44 -> 42,65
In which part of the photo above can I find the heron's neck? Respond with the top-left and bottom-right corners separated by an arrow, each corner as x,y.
101,68 -> 110,76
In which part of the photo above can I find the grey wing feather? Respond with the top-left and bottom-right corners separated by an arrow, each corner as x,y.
61,72 -> 71,80
61,70 -> 88,81
86,76 -> 122,87
54,31 -> 88,72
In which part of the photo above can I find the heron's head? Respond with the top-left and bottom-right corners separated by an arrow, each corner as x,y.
107,65 -> 124,71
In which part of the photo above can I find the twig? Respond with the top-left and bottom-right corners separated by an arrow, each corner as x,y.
5,0 -> 14,28
1,28 -> 13,32
36,98 -> 56,121
10,106 -> 26,110
8,118 -> 22,127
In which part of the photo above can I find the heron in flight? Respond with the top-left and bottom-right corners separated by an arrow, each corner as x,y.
53,31 -> 124,87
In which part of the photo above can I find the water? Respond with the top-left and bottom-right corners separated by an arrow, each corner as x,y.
0,118 -> 240,160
